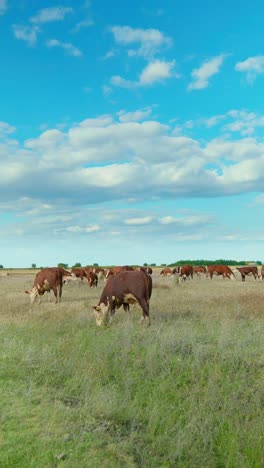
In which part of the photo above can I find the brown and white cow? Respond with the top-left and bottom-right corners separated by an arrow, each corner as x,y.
139,266 -> 153,275
25,267 -> 71,303
160,267 -> 173,276
260,265 -> 264,280
71,268 -> 87,280
85,270 -> 98,288
236,266 -> 258,282
93,270 -> 152,326
179,265 -> 194,281
206,265 -> 235,280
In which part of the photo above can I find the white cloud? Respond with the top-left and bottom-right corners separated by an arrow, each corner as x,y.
66,224 -> 100,233
118,107 -> 153,122
71,18 -> 94,33
12,24 -> 40,45
188,54 -> 227,91
235,56 -> 264,83
124,216 -> 153,225
110,25 -> 172,58
30,7 -> 73,24
111,60 -> 176,88
46,39 -> 82,57
0,0 -> 7,15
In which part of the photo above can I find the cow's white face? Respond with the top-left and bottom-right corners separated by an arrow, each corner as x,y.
93,301 -> 111,326
25,286 -> 39,304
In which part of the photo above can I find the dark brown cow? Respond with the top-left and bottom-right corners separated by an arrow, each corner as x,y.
193,266 -> 206,276
160,267 -> 173,276
139,266 -> 153,275
25,267 -> 68,303
93,270 -> 152,326
206,265 -> 235,280
236,266 -> 258,282
172,267 -> 180,275
86,270 -> 98,288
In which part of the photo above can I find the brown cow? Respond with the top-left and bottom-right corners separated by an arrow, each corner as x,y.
260,265 -> 264,280
105,265 -> 134,279
71,268 -> 87,280
25,267 -> 70,303
236,266 -> 258,282
178,265 -> 194,281
93,270 -> 152,326
206,265 -> 235,279
193,266 -> 206,276
139,266 -> 153,275
86,270 -> 98,288
160,267 -> 173,276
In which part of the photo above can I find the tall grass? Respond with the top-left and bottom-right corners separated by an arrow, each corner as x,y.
0,273 -> 264,466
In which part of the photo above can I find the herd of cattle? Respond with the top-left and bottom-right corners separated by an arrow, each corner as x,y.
24,264 -> 264,326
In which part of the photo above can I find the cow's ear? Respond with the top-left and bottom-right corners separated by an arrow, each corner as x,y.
25,290 -> 31,294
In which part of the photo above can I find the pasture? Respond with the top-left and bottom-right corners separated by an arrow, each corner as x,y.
1,270 -> 264,467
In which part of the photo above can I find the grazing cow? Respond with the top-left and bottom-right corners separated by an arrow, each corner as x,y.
236,266 -> 258,282
105,265 -> 134,279
193,266 -> 206,276
139,266 -> 153,275
71,268 -> 87,280
25,267 -> 67,303
93,270 -> 152,326
179,265 -> 194,281
91,267 -> 106,280
86,270 -> 98,288
172,267 -> 180,275
206,265 -> 235,280
260,265 -> 264,280
160,267 -> 173,276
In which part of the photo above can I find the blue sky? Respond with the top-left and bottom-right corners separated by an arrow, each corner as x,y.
1,0 -> 264,267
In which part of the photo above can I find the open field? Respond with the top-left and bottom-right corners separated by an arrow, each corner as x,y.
1,271 -> 264,467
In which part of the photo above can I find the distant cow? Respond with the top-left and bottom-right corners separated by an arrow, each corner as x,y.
86,270 -> 98,288
139,266 -> 153,275
179,265 -> 194,281
206,265 -> 235,280
260,265 -> 264,280
93,270 -> 152,326
105,265 -> 134,279
193,266 -> 206,276
25,267 -> 71,303
236,266 -> 258,282
71,268 -> 87,280
160,267 -> 173,276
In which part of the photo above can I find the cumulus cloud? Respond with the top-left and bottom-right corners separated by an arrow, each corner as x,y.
12,24 -> 40,45
111,60 -> 176,88
30,6 -> 73,24
124,216 -> 153,225
117,107 -> 153,122
235,56 -> 264,83
110,25 -> 172,58
188,54 -> 227,91
46,39 -> 82,57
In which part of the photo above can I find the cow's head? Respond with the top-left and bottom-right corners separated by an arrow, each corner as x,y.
25,286 -> 39,304
93,299 -> 111,326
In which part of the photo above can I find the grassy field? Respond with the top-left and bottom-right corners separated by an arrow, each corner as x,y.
1,271 -> 264,467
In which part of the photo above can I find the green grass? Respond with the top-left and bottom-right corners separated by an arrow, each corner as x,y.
0,273 -> 264,467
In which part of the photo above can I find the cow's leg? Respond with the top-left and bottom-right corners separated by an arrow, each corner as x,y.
138,298 -> 150,326
242,273 -> 245,282
52,286 -> 58,303
58,283 -> 63,301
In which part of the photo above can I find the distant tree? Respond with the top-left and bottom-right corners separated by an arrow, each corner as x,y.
31,263 -> 36,268
72,262 -> 82,268
143,263 -> 148,267
0,265 -> 3,269
93,263 -> 99,267
58,263 -> 69,269
150,263 -> 156,267
161,263 -> 167,267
